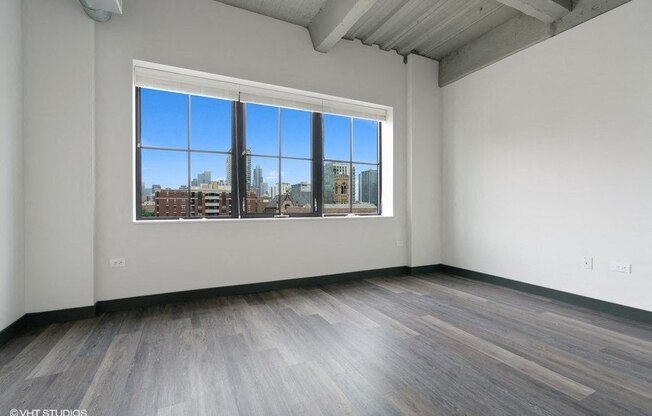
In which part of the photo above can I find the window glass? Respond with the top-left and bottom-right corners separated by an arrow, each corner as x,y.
323,161 -> 351,215
246,103 -> 279,157
352,118 -> 378,164
190,153 -> 230,217
323,114 -> 350,161
244,105 -> 313,216
281,158 -> 312,214
140,89 -> 188,149
190,96 -> 232,152
247,156 -> 279,214
323,116 -> 380,215
281,108 -> 311,159
141,149 -> 188,218
354,163 -> 378,214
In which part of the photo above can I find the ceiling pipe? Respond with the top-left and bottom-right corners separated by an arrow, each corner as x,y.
79,0 -> 112,22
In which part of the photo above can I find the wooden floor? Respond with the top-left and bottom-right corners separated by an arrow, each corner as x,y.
1,273 -> 651,416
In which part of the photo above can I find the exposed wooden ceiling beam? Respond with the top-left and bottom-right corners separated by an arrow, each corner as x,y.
495,0 -> 570,23
308,0 -> 377,53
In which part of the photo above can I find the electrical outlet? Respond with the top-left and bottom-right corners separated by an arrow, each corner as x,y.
110,257 -> 126,268
582,256 -> 593,270
610,261 -> 631,274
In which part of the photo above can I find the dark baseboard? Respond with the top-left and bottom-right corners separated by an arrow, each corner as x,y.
97,266 -> 411,313
408,264 -> 443,275
25,306 -> 97,327
1,306 -> 101,349
0,315 -> 27,347
441,265 -> 652,325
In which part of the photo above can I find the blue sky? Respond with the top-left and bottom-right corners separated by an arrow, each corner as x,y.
140,88 -> 378,190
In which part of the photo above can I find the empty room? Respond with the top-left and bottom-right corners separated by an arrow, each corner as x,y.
1,0 -> 650,415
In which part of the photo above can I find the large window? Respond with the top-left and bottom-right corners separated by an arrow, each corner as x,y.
136,79 -> 383,220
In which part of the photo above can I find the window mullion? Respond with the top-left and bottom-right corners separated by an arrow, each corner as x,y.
349,118 -> 353,214
135,87 -> 143,220
186,95 -> 192,219
312,113 -> 323,216
234,101 -> 244,218
277,108 -> 282,215
378,123 -> 382,215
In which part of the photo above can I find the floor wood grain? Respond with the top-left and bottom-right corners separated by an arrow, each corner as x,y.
1,272 -> 651,415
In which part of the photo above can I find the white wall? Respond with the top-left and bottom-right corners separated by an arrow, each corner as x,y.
23,0 -> 95,312
89,0 -> 440,301
407,55 -> 442,267
442,0 -> 652,311
0,0 -> 25,329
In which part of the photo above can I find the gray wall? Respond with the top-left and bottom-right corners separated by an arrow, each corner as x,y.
441,0 -> 652,311
23,0 -> 95,312
0,0 -> 25,329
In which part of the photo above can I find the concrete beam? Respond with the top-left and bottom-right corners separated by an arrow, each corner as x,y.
439,0 -> 632,86
495,0 -> 571,23
309,0 -> 376,53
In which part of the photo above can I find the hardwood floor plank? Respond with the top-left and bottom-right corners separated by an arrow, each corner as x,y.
542,311 -> 652,352
322,284 -> 420,339
504,331 -> 652,401
39,354 -> 105,410
288,360 -> 357,416
27,318 -> 99,379
79,331 -> 142,415
365,277 -> 422,295
385,388 -> 452,416
403,276 -> 490,303
0,323 -> 74,407
419,314 -> 596,401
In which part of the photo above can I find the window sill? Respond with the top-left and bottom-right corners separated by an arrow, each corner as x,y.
133,214 -> 393,224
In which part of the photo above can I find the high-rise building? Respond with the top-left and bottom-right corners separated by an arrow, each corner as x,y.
253,165 -> 263,193
359,169 -> 378,205
226,154 -> 232,186
245,150 -> 252,191
197,171 -> 211,185
323,162 -> 355,203
261,182 -> 269,196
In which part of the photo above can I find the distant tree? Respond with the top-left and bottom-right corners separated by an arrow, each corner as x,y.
141,209 -> 155,217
